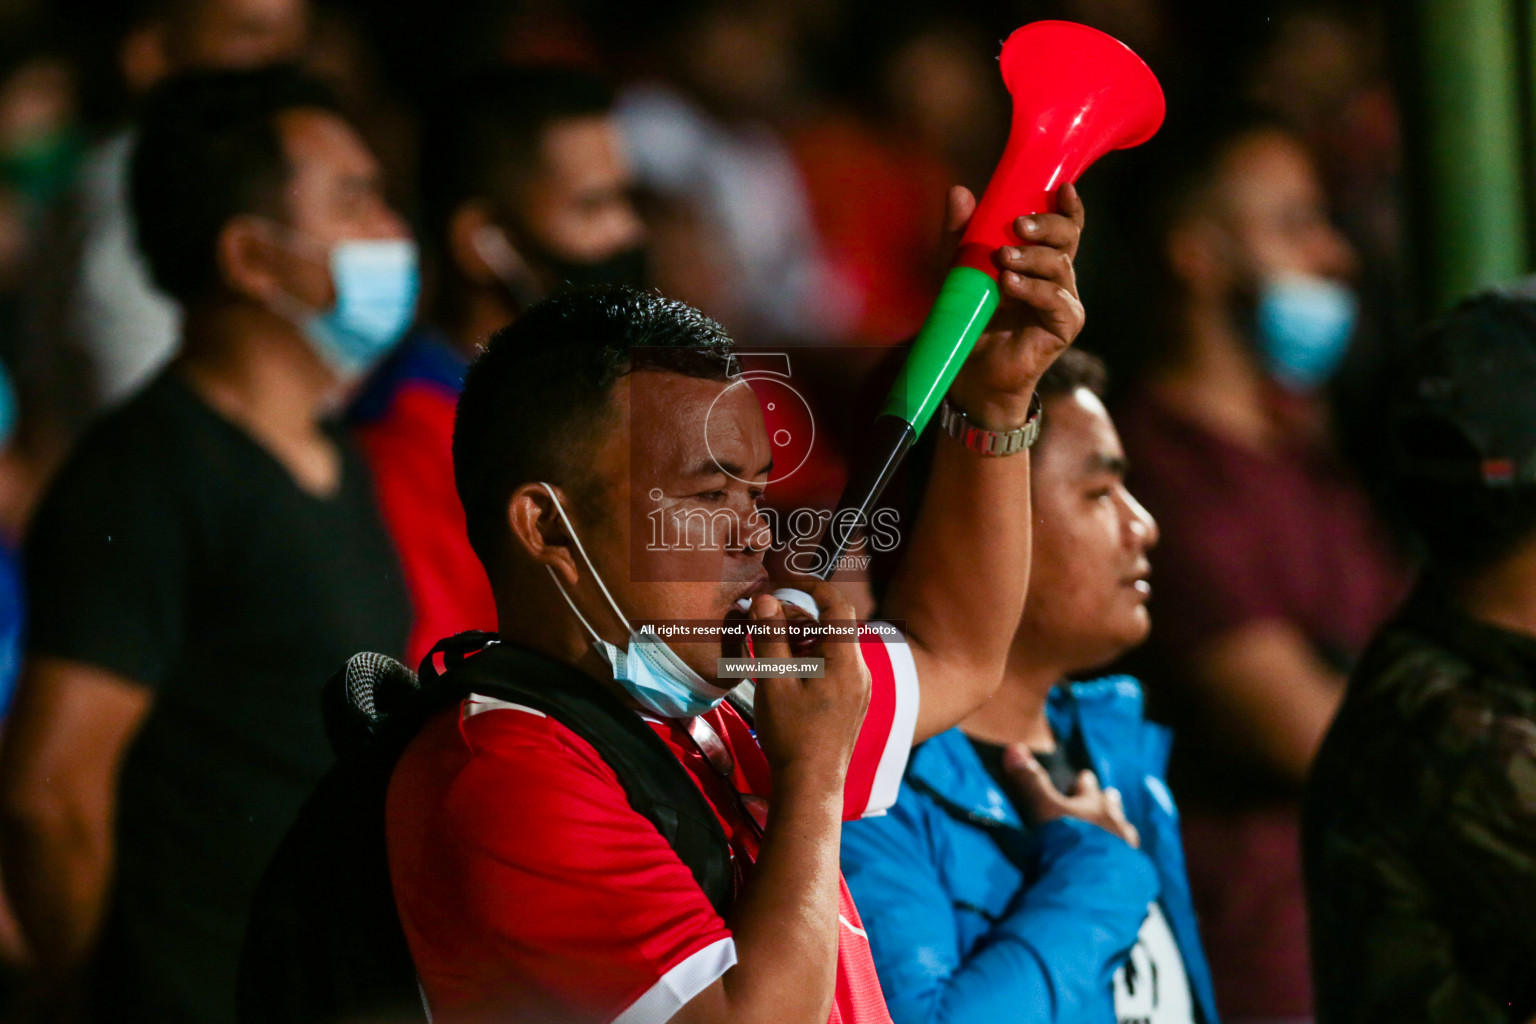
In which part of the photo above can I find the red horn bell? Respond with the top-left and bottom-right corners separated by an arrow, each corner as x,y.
955,20 -> 1166,273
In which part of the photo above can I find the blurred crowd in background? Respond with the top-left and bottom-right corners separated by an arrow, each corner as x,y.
0,0 -> 1408,456
0,0 -> 1432,1021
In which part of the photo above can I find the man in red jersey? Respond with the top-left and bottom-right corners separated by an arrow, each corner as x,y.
386,183 -> 1085,1024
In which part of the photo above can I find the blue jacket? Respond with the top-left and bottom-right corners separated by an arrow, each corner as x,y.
842,676 -> 1219,1024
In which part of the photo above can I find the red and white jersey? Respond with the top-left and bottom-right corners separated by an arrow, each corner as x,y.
386,625 -> 920,1024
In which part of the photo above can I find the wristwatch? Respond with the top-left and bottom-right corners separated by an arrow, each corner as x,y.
938,392 -> 1043,456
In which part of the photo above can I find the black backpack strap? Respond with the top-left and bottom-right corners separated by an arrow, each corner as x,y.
239,636 -> 735,1024
239,720 -> 422,1023
436,643 -> 735,918
416,629 -> 499,682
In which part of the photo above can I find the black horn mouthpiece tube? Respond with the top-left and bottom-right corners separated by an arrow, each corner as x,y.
811,414 -> 917,580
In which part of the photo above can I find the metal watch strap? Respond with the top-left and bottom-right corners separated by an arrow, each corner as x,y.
938,392 -> 1043,456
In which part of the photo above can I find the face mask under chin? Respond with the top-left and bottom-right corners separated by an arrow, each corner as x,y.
477,223 -> 647,307
1250,273 -> 1359,392
537,482 -> 731,719
262,227 -> 421,382
539,245 -> 648,293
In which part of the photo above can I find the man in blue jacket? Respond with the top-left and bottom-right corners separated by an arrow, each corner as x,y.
842,349 -> 1219,1024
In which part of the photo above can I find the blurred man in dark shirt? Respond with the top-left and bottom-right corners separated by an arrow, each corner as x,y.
0,67 -> 410,1023
28,0 -> 311,453
1114,115 -> 1406,1022
1306,291 -> 1536,1024
350,67 -> 645,666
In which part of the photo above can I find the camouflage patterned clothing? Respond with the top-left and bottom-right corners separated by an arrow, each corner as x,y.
1304,586 -> 1536,1023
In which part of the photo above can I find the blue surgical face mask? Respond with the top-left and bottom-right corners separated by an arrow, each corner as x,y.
1255,274 -> 1358,392
0,361 -> 17,452
274,237 -> 420,380
539,483 -> 731,719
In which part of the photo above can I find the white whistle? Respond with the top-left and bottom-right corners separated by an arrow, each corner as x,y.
734,588 -> 822,620
770,588 -> 820,620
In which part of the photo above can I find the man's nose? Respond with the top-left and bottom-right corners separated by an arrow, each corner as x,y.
1123,490 -> 1159,550
365,197 -> 411,241
609,200 -> 645,252
1312,221 -> 1358,281
737,506 -> 771,556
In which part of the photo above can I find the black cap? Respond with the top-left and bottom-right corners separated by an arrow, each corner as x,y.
1395,286 -> 1536,487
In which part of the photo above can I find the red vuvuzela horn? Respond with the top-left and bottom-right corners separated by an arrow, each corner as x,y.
954,21 -> 1166,270
814,21 -> 1165,578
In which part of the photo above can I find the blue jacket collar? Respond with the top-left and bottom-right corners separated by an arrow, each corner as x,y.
907,728 -> 1024,829
909,676 -> 1154,827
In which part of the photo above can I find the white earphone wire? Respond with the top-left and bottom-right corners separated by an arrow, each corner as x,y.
539,482 -> 635,638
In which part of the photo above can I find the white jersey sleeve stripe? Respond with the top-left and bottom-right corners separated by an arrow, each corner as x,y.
863,624 -> 920,818
461,693 -> 548,719
610,936 -> 738,1024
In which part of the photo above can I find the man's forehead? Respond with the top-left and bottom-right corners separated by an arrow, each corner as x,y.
626,367 -> 734,404
1218,132 -> 1316,217
1042,387 -> 1123,467
623,369 -> 767,477
279,108 -> 376,177
540,115 -> 629,186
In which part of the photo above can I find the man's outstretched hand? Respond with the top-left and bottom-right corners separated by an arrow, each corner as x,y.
946,182 -> 1086,427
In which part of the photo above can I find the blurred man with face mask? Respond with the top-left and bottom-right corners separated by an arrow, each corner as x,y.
0,67 -> 410,1023
1112,116 -> 1407,1022
29,0 -> 310,456
350,66 -> 645,667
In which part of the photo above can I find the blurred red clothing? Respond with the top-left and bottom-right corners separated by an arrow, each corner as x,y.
792,114 -> 952,345
351,331 -> 497,668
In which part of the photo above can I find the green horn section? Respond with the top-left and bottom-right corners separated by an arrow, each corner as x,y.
881,266 -> 1002,434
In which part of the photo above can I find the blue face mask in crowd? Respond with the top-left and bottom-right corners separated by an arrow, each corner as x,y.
272,236 -> 420,380
0,361 -> 18,453
1254,274 -> 1359,391
539,483 -> 732,719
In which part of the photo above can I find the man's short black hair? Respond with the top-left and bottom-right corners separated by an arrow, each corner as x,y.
1037,348 -> 1107,402
1034,348 -> 1108,449
130,64 -> 340,305
453,285 -> 736,565
419,67 -> 616,243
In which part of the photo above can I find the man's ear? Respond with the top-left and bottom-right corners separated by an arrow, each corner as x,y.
448,201 -> 505,286
450,201 -> 542,298
217,215 -> 287,305
506,482 -> 580,588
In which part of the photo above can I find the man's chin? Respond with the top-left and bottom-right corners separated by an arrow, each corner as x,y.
1094,612 -> 1152,663
668,636 -> 727,685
